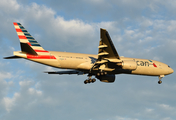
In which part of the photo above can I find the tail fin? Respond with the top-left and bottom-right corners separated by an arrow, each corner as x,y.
13,22 -> 49,55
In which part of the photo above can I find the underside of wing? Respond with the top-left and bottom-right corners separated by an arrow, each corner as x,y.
44,70 -> 84,75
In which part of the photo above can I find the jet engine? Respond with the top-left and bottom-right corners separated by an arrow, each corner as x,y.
96,74 -> 115,83
117,60 -> 137,70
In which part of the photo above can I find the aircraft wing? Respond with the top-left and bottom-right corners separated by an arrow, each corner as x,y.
98,28 -> 120,60
91,28 -> 121,72
44,70 -> 84,75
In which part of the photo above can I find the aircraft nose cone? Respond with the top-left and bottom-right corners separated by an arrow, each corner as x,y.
169,68 -> 174,74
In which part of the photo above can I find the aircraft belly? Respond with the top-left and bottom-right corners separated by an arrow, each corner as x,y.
58,59 -> 79,69
132,66 -> 165,76
26,59 -> 60,68
58,58 -> 91,70
49,51 -> 97,70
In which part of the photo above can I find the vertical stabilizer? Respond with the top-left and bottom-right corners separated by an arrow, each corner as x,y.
13,22 -> 50,55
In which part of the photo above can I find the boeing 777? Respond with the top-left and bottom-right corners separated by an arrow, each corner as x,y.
4,22 -> 174,84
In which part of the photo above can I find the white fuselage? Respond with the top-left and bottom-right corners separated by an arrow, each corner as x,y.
15,51 -> 173,76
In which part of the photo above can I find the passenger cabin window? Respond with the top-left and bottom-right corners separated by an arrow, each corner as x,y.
76,57 -> 83,59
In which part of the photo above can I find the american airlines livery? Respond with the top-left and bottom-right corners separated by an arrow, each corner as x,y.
4,22 -> 174,84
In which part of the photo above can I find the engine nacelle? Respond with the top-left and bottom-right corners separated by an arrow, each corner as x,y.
96,74 -> 115,83
121,60 -> 137,70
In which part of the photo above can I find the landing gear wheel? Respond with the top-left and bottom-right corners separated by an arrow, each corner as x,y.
158,80 -> 162,84
84,81 -> 87,84
87,80 -> 90,83
84,80 -> 89,84
92,78 -> 96,83
84,78 -> 96,84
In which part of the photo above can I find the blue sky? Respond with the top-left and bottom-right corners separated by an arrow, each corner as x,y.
1,0 -> 176,120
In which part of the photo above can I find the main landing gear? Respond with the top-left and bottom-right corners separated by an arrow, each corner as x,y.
84,71 -> 108,84
97,71 -> 107,76
84,75 -> 96,84
158,75 -> 164,84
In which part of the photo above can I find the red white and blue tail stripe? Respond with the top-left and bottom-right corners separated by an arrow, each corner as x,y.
13,22 -> 56,59
13,23 -> 44,50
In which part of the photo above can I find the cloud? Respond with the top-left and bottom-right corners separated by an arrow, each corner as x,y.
0,0 -> 20,14
2,93 -> 20,112
114,116 -> 138,120
159,104 -> 174,111
36,0 -> 176,23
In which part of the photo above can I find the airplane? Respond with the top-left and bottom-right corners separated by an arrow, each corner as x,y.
4,22 -> 174,84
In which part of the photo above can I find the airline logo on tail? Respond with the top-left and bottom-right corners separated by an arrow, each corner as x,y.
13,22 -> 56,59
14,23 -> 41,47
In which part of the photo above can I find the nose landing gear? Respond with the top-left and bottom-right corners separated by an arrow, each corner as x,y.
158,75 -> 164,84
158,80 -> 162,84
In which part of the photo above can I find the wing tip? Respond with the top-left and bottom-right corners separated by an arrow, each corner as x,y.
100,28 -> 106,31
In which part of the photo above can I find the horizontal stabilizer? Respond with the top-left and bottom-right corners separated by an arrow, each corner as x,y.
4,56 -> 22,59
44,70 -> 84,75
